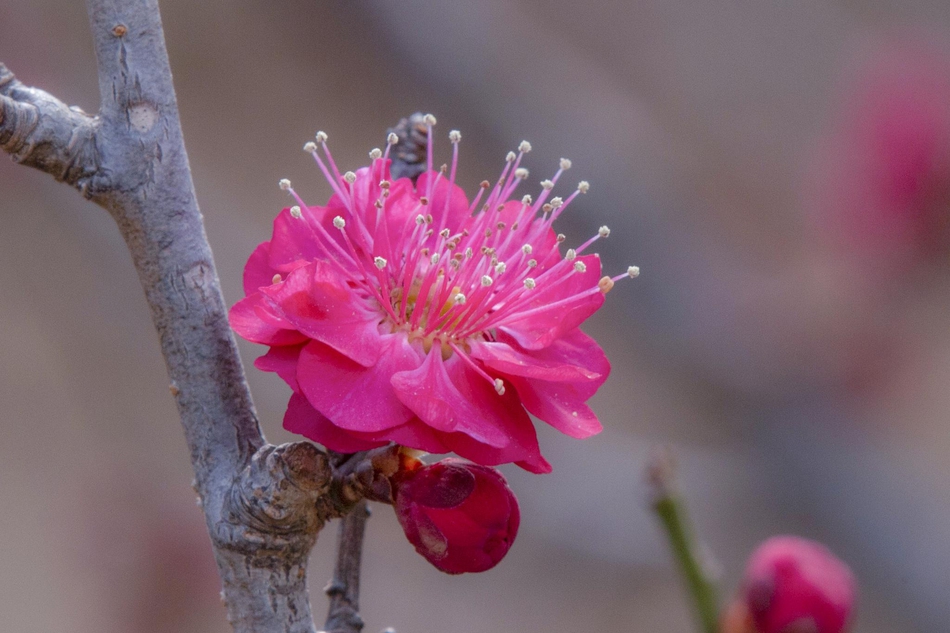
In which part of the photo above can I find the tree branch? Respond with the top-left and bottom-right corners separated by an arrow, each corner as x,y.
2,1 -> 372,630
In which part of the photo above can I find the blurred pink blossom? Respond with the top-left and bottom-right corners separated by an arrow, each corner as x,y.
808,36 -> 950,270
725,535 -> 856,633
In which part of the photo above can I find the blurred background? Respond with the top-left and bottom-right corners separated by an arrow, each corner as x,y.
2,1 -> 949,631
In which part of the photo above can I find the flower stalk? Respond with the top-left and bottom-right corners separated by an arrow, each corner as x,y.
648,449 -> 721,633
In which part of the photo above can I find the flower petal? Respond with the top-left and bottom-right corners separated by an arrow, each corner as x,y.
267,207 -> 325,272
297,337 -> 420,432
229,293 -> 308,346
433,360 -> 551,473
469,335 -> 607,384
478,329 -> 609,439
254,344 -> 305,393
284,392 -> 386,453
391,348 -> 510,448
507,376 -> 603,438
352,418 -> 451,455
243,241 -> 278,295
261,261 -> 383,367
498,254 -> 605,350
416,171 -> 471,233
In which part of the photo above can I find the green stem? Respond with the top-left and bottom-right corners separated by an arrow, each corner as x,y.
649,451 -> 720,633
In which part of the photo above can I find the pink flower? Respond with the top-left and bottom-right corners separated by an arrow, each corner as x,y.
807,37 -> 950,269
393,457 -> 519,574
230,118 -> 635,472
740,536 -> 856,633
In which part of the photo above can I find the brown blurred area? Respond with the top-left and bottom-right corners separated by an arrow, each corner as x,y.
3,1 -> 950,631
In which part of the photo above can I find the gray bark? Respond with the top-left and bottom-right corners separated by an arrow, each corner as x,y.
1,2 -> 397,632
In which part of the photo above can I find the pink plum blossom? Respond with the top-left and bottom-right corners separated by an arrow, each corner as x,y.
230,117 -> 636,472
392,457 -> 519,574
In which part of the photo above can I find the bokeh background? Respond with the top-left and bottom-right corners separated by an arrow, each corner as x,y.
2,1 -> 949,631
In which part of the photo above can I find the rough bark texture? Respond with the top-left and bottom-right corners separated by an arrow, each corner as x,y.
1,2 -> 394,632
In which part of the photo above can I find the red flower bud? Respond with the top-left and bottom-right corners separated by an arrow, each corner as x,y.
393,458 -> 520,574
742,536 -> 856,633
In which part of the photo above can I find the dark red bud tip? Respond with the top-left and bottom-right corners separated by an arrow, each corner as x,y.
743,536 -> 856,633
393,458 -> 519,574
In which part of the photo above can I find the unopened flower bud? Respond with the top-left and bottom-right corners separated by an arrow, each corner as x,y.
735,536 -> 856,633
392,459 -> 520,574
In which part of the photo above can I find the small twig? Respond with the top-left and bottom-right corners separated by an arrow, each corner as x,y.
324,500 -> 370,633
648,448 -> 721,633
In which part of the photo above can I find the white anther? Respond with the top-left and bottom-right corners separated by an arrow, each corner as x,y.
494,262 -> 507,274
550,196 -> 564,209
344,171 -> 357,184
565,249 -> 577,260
374,256 -> 387,270
315,131 -> 328,143
556,233 -> 566,243
541,179 -> 554,190
272,274 -> 282,284
387,132 -> 399,145
528,259 -> 538,268
523,277 -> 536,289
379,180 -> 391,189
628,265 -> 640,278
290,206 -> 303,219
465,247 -> 473,258
415,215 -> 426,225
560,157 -> 572,170
303,141 -> 317,153
439,228 -> 451,239
278,178 -> 292,191
598,276 -> 615,293
506,151 -> 517,163
369,148 -> 382,159
598,225 -> 611,238
333,216 -> 346,229
449,130 -> 461,143
454,293 -> 467,305
577,181 -> 590,193
573,261 -> 587,273
522,244 -> 533,255
521,194 -> 533,205
493,378 -> 506,395
518,140 -> 532,153
514,168 -> 529,179
430,253 -> 440,264
481,275 -> 493,287
424,113 -> 437,126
